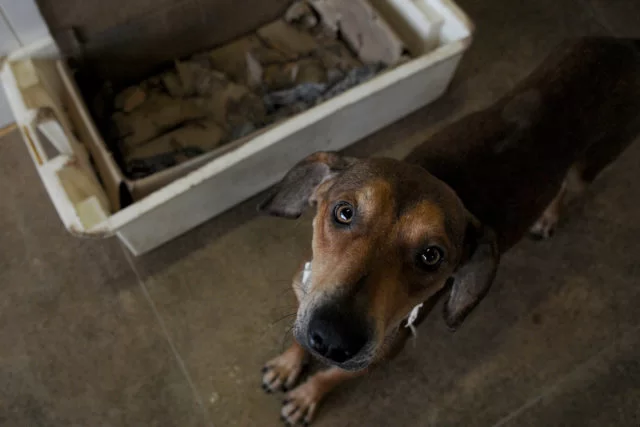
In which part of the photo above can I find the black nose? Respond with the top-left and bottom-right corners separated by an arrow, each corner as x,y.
307,309 -> 368,363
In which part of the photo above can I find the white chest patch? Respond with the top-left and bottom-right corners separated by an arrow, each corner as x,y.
405,303 -> 424,337
302,261 -> 312,285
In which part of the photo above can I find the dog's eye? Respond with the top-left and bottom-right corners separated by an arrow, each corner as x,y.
418,246 -> 444,270
333,202 -> 355,225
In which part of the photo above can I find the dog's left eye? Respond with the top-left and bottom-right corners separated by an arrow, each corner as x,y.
333,202 -> 355,225
418,246 -> 444,270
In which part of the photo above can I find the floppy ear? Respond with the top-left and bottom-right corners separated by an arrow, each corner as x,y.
444,214 -> 500,329
257,151 -> 355,219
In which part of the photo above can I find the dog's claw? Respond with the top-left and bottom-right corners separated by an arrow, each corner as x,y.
279,380 -> 322,426
530,205 -> 560,240
529,221 -> 557,240
261,347 -> 308,394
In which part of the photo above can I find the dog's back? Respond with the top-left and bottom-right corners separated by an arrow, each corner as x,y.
408,37 -> 640,250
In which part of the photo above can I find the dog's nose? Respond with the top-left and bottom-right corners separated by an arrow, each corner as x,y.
307,311 -> 367,363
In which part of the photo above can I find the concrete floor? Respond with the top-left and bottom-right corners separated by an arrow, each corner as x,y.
1,0 -> 640,426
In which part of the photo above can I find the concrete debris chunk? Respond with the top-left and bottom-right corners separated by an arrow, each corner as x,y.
317,42 -> 363,72
126,120 -> 226,159
161,71 -> 185,97
114,94 -> 208,148
208,36 -> 289,84
209,35 -> 265,84
114,86 -> 146,112
124,120 -> 226,179
226,92 -> 267,129
257,20 -> 320,59
263,63 -> 385,114
176,60 -> 227,96
309,0 -> 404,65
105,1 -> 400,180
285,1 -> 319,29
263,82 -> 328,113
245,51 -> 264,88
320,63 -> 384,100
294,58 -> 327,84
263,62 -> 299,90
193,82 -> 264,129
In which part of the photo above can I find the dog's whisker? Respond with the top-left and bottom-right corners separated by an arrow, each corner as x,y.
281,324 -> 295,352
292,282 -> 307,296
271,312 -> 297,326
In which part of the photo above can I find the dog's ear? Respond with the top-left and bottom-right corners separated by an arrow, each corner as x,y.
257,151 -> 355,219
444,214 -> 500,329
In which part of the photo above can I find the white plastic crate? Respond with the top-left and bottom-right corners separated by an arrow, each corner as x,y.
1,0 -> 473,255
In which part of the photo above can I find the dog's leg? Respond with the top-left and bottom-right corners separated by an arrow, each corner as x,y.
529,179 -> 569,240
262,263 -> 311,394
530,129 -> 638,239
280,322 -> 424,426
529,165 -> 590,239
262,340 -> 310,393
281,366 -> 366,425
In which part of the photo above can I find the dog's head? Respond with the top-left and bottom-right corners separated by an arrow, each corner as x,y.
259,152 -> 499,371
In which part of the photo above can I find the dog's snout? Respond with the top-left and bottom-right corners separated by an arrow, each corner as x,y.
307,309 -> 367,363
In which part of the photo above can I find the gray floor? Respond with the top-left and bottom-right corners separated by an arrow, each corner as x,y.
1,0 -> 640,426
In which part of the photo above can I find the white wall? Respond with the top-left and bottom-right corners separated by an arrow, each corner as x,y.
0,0 -> 50,128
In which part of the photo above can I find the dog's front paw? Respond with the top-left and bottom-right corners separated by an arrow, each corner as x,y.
529,211 -> 559,240
262,344 -> 309,393
280,380 -> 323,426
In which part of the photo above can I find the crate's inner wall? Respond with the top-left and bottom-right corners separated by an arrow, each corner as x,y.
36,0 -> 293,85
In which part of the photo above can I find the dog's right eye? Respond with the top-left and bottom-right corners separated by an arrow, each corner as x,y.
417,246 -> 445,271
333,202 -> 355,225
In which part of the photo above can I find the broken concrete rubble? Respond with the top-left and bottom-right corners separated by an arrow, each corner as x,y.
317,41 -> 364,72
263,82 -> 327,113
124,120 -> 227,179
112,94 -> 208,149
208,36 -> 266,85
160,71 -> 184,97
263,63 -> 384,117
257,20 -> 321,59
309,0 -> 405,65
245,52 -> 264,89
284,1 -> 318,28
294,58 -> 328,84
126,120 -> 226,159
105,0 -> 403,180
113,86 -> 146,112
175,60 -> 226,97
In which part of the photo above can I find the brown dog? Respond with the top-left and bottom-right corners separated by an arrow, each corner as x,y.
258,37 -> 640,425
